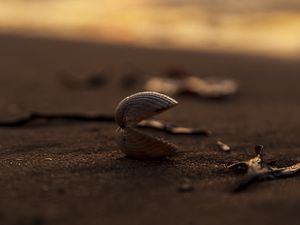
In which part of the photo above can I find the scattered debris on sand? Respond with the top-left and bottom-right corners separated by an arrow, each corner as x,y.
228,145 -> 300,192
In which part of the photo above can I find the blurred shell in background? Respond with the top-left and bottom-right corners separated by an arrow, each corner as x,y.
145,76 -> 238,98
1,0 -> 300,58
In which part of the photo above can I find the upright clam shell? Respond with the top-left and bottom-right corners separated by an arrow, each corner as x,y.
115,91 -> 177,128
115,127 -> 177,158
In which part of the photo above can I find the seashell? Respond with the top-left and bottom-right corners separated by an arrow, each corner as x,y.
184,77 -> 237,98
115,91 -> 177,128
145,76 -> 238,98
115,127 -> 177,158
114,91 -> 178,158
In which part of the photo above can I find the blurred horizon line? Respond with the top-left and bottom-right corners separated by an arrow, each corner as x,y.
0,0 -> 300,58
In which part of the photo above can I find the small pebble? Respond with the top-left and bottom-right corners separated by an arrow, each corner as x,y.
45,157 -> 53,161
217,141 -> 230,152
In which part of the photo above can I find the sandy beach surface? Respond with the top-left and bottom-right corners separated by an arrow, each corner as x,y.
0,34 -> 299,225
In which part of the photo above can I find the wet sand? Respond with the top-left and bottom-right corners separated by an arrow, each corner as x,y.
0,34 -> 299,225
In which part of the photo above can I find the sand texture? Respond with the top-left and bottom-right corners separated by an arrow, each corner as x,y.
0,34 -> 299,225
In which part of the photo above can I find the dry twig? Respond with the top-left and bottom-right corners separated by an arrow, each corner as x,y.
0,113 -> 209,136
138,119 -> 211,136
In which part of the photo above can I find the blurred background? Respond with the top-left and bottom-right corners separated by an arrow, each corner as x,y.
0,0 -> 300,58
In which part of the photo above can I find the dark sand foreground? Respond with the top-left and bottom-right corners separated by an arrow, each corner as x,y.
0,34 -> 299,225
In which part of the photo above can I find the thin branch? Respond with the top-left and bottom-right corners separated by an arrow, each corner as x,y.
0,112 -> 115,127
137,119 -> 211,136
0,114 -> 211,137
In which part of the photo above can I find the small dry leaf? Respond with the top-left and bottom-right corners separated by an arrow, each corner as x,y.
228,145 -> 300,192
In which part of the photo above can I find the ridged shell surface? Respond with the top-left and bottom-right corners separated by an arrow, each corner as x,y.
115,91 -> 177,128
115,127 -> 177,158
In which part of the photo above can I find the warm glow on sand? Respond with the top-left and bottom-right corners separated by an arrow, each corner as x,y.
0,0 -> 300,57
